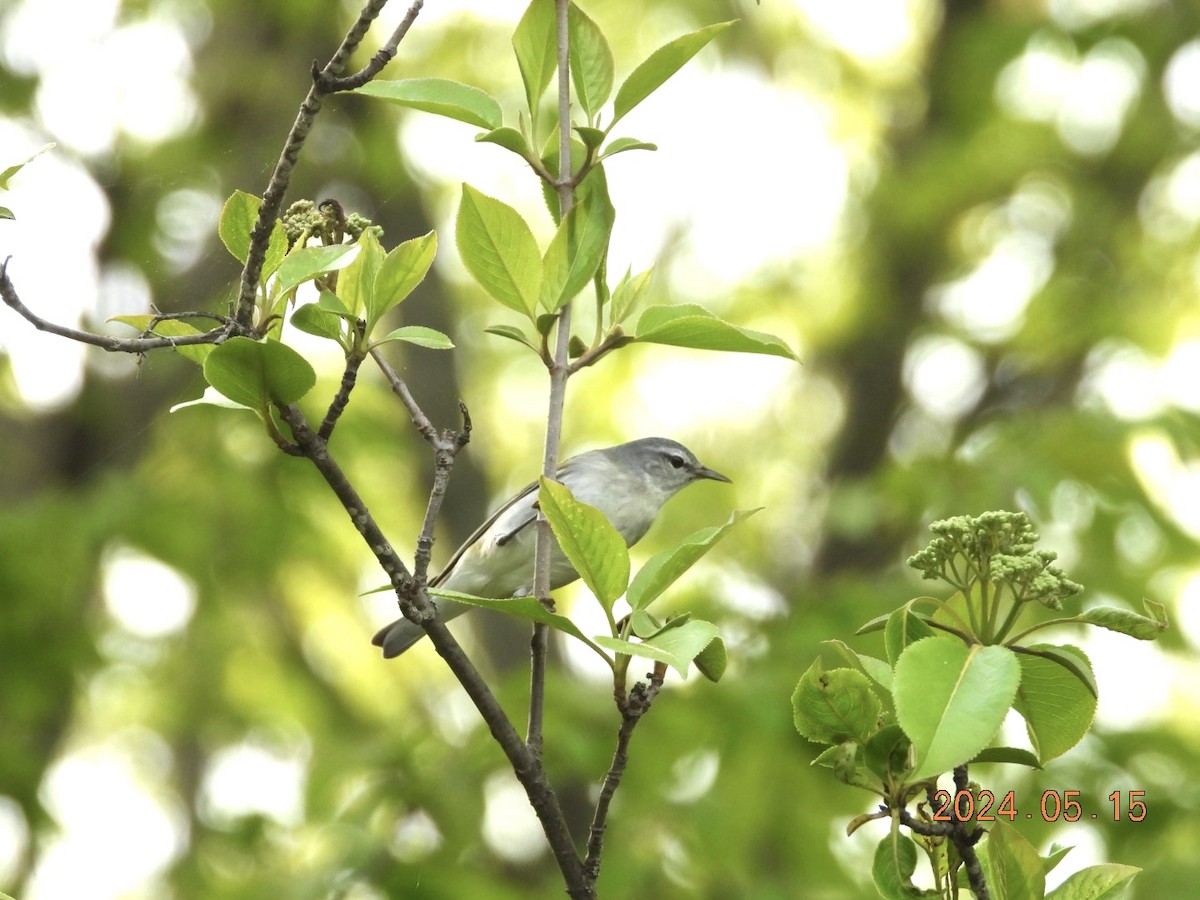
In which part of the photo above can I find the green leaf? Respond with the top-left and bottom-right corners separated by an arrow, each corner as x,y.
600,137 -> 658,160
0,143 -> 54,190
475,127 -> 537,163
864,725 -> 912,780
628,508 -> 759,610
371,325 -> 454,350
107,315 -> 212,364
1044,864 -> 1139,899
538,477 -> 629,611
823,639 -> 894,692
791,658 -> 882,745
275,242 -> 360,299
338,228 -> 385,319
368,230 -> 437,330
291,302 -> 344,343
612,21 -> 736,125
971,746 -> 1042,769
1079,598 -> 1168,640
1013,644 -> 1096,764
894,638 -> 1021,781
569,2 -> 614,119
595,618 -> 718,678
484,324 -> 540,352
610,266 -> 653,324
512,0 -> 557,118
456,184 -> 542,316
980,820 -> 1046,900
202,337 -> 316,412
352,78 -> 502,130
431,589 -> 611,663
872,833 -> 938,899
573,125 -> 606,150
0,206 -> 13,221
219,190 -> 262,263
634,303 -> 799,360
884,607 -> 936,666
693,635 -> 726,682
540,187 -> 615,311
1015,643 -> 1098,698
1042,844 -> 1074,876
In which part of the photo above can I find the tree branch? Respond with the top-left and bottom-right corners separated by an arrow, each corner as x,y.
1,258 -> 242,352
583,670 -> 665,885
315,0 -> 425,92
273,398 -> 589,896
232,0 -> 422,327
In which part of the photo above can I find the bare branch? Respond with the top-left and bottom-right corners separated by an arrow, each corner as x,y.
1,258 -> 240,353
233,0 -> 423,326
583,670 -> 665,885
316,0 -> 425,92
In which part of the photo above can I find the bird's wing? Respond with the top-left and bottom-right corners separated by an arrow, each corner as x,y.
429,457 -> 582,588
429,478 -> 539,587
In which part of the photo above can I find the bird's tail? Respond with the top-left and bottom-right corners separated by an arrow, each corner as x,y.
371,597 -> 471,658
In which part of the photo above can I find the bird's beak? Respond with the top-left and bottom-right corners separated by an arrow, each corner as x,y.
695,464 -> 732,484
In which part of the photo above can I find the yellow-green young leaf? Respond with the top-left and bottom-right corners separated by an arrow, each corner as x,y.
353,78 -> 502,130
456,184 -> 542,316
475,127 -> 536,163
1079,599 -> 1169,640
203,337 -> 315,412
337,229 -> 385,318
791,658 -> 881,744
610,266 -> 653,324
871,834 -> 930,900
594,618 -> 717,679
980,821 -> 1046,900
291,303 -> 344,343
824,639 -> 894,692
569,3 -> 614,119
368,231 -> 436,330
612,21 -> 736,125
262,218 -> 289,281
107,315 -> 213,364
512,0 -> 557,118
599,137 -> 658,160
628,508 -> 759,611
1044,864 -> 1140,899
371,326 -> 454,350
634,303 -> 799,360
219,190 -> 262,263
484,324 -> 540,353
275,243 -> 360,299
0,143 -> 54,190
538,477 -> 629,611
884,606 -> 936,666
540,187 -> 615,311
1013,644 -> 1096,764
894,639 -> 1020,782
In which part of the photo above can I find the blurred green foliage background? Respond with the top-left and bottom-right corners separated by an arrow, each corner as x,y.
1,0 -> 1198,897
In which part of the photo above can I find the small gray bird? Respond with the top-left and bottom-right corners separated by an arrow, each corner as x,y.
373,437 -> 730,658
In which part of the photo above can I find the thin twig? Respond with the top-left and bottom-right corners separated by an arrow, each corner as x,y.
582,670 -> 665,884
527,0 -> 578,761
369,346 -> 445,443
233,0 -> 419,326
1,258 -> 241,352
316,0 -> 425,92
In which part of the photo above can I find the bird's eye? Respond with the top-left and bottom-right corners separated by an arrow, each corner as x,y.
667,454 -> 686,469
